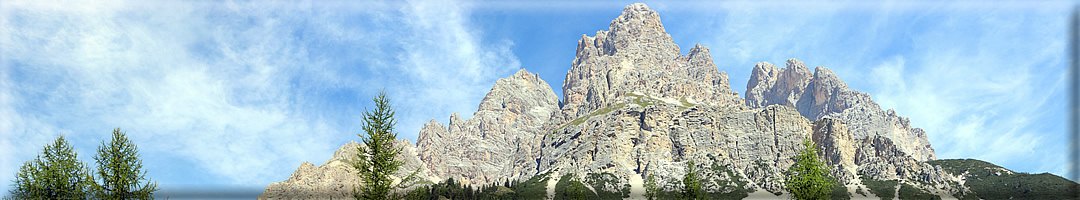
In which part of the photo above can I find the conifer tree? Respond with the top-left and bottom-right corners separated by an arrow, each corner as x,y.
93,128 -> 158,199
682,160 -> 704,200
350,90 -> 421,200
644,173 -> 659,200
784,137 -> 835,200
8,135 -> 95,199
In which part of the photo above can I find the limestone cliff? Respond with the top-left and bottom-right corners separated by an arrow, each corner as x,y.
415,68 -> 560,186
745,59 -> 936,161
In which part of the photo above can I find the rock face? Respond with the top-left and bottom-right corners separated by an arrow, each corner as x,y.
537,103 -> 814,193
258,139 -> 434,200
262,3 -> 962,199
557,3 -> 741,127
415,68 -> 560,186
745,59 -> 936,161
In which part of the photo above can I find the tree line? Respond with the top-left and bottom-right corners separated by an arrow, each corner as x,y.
6,128 -> 157,199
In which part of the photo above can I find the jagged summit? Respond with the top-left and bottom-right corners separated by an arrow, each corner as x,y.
745,59 -> 935,161
415,68 -> 559,186
559,3 -> 741,129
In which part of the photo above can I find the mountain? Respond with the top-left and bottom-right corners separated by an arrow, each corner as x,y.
745,60 -> 936,161
260,3 -> 1074,199
258,139 -> 436,199
415,69 -> 560,186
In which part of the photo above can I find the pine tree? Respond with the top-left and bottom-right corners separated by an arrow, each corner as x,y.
93,128 -> 158,199
350,90 -> 421,200
682,160 -> 704,200
644,173 -> 659,200
784,137 -> 835,200
8,135 -> 96,199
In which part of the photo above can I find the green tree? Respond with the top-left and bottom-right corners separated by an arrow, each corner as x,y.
554,174 -> 594,200
644,174 -> 659,200
350,90 -> 421,200
8,135 -> 96,199
784,137 -> 835,200
93,128 -> 158,199
682,160 -> 704,200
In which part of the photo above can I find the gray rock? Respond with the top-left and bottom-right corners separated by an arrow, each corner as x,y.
745,59 -> 936,161
415,68 -> 560,186
258,139 -> 434,199
558,3 -> 741,128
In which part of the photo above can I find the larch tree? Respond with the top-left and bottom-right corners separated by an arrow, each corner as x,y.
682,160 -> 704,200
8,135 -> 96,199
784,137 -> 835,200
350,90 -> 421,200
93,128 -> 158,199
644,173 -> 659,200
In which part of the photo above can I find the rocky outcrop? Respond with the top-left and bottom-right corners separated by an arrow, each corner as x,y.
557,3 -> 741,128
745,59 -> 936,161
529,95 -> 958,195
415,69 -> 560,186
533,102 -> 812,193
811,118 -> 858,183
258,139 -> 434,200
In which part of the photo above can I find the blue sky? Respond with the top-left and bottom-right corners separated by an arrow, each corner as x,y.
1,0 -> 1073,198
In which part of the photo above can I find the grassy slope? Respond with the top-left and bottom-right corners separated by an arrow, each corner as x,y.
927,159 -> 1078,200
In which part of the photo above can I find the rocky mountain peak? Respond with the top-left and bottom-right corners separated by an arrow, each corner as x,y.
414,69 -> 559,186
605,3 -> 677,58
559,4 -> 740,127
746,59 -> 936,161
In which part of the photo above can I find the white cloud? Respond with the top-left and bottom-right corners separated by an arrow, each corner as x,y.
863,4 -> 1068,176
1,0 -> 521,194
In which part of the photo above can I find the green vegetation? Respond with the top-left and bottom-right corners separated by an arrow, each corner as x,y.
624,92 -> 695,110
828,177 -> 850,200
350,90 -> 422,200
927,159 -> 1080,199
677,96 -> 695,110
898,182 -> 939,200
8,136 -> 96,199
9,129 -> 159,200
567,103 -> 625,127
682,161 -> 705,200
404,172 -> 551,200
642,156 -> 756,200
860,175 -> 938,200
93,128 -> 158,199
784,137 -> 835,200
512,171 -> 552,199
583,173 -> 630,199
625,92 -> 657,108
860,176 -> 897,200
704,154 -> 752,199
645,174 -> 659,200
555,173 -> 597,200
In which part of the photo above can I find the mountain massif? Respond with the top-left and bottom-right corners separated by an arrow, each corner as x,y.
260,3 -> 1076,199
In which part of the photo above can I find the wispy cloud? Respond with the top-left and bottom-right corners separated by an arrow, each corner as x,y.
862,4 -> 1068,177
1,0 -> 519,194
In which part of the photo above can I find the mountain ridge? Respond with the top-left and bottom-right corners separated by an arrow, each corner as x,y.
258,3 -> 1073,199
